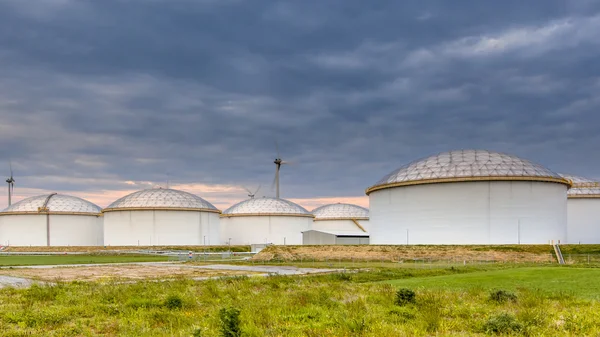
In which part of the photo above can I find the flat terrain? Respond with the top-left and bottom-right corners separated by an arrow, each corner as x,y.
0,262 -> 339,283
1,246 -> 600,336
1,245 -> 251,252
385,267 -> 600,299
252,244 -> 560,263
1,264 -> 599,336
0,254 -> 169,266
0,264 -> 254,282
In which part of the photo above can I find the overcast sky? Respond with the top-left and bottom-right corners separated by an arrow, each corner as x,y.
1,0 -> 599,210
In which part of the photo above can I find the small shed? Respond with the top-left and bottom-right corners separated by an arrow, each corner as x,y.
302,230 -> 369,245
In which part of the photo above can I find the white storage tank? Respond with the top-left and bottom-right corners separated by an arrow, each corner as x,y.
561,174 -> 600,244
311,203 -> 370,233
367,149 -> 570,244
0,193 -> 103,246
220,197 -> 313,245
102,188 -> 221,246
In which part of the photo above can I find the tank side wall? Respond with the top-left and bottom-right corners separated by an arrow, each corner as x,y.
48,215 -> 103,246
223,216 -> 311,245
369,181 -> 567,244
312,219 -> 366,232
567,199 -> 600,244
0,215 -> 46,246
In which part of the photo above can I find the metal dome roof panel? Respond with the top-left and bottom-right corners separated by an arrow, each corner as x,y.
104,188 -> 218,211
368,149 -> 567,194
312,203 -> 369,220
222,197 -> 311,216
560,174 -> 600,197
1,194 -> 101,214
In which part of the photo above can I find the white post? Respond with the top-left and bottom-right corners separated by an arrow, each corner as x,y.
518,219 -> 521,245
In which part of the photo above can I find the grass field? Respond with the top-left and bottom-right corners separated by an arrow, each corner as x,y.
384,267 -> 600,299
1,264 -> 600,336
0,254 -> 169,266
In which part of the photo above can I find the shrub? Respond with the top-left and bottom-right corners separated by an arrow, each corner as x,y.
483,313 -> 523,334
395,288 -> 416,306
219,307 -> 242,337
389,307 -> 416,323
489,290 -> 517,304
164,295 -> 183,310
332,273 -> 352,282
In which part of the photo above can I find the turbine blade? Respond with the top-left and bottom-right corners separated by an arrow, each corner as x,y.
254,184 -> 261,195
274,140 -> 281,159
242,185 -> 252,194
271,170 -> 277,190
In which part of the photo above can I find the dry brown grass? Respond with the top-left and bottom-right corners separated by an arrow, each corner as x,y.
2,245 -> 250,253
0,264 -> 256,282
252,245 -> 557,263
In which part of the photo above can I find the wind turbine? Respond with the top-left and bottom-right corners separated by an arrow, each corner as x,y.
6,162 -> 15,207
272,141 -> 290,199
243,185 -> 261,199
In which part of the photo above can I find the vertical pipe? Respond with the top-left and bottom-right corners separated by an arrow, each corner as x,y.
518,219 -> 521,244
276,166 -> 280,199
46,213 -> 50,246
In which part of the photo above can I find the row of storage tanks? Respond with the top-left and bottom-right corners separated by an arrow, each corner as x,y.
0,189 -> 370,247
0,149 -> 598,246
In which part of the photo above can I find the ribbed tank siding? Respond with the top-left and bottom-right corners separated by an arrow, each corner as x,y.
0,215 -> 47,246
369,181 -> 567,244
0,214 -> 102,246
567,199 -> 600,244
312,219 -> 370,233
103,210 -> 220,246
47,215 -> 103,246
221,216 -> 312,245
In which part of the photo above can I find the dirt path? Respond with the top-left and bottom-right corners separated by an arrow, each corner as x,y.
0,262 -> 341,283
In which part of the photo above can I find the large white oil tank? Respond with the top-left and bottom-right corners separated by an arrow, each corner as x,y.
367,150 -> 570,244
311,203 -> 370,233
102,188 -> 221,246
220,197 -> 313,245
0,193 -> 103,246
561,174 -> 600,244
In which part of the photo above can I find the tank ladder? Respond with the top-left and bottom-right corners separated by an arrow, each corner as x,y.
553,243 -> 565,265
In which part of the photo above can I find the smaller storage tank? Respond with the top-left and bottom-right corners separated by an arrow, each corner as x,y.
0,193 -> 103,246
561,174 -> 600,244
311,203 -> 370,233
103,188 -> 221,246
221,197 -> 313,245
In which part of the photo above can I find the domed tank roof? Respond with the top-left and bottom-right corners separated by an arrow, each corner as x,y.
560,173 -> 600,198
103,188 -> 219,212
367,149 -> 569,194
222,197 -> 312,217
0,193 -> 101,215
312,203 -> 369,220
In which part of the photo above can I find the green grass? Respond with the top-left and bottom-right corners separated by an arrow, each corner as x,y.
1,265 -> 600,336
384,267 -> 600,299
0,254 -> 169,266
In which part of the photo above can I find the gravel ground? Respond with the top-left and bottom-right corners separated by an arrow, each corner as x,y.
191,264 -> 340,275
0,275 -> 35,289
0,262 -> 341,286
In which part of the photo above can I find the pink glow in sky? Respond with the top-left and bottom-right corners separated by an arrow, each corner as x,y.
0,182 -> 368,211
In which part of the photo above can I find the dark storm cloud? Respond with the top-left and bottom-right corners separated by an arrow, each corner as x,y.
1,0 -> 600,206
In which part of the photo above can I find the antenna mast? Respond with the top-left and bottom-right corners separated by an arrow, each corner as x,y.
6,162 -> 15,206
